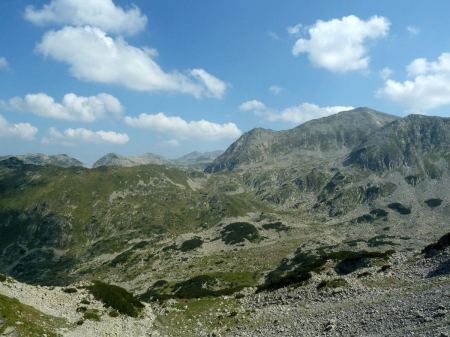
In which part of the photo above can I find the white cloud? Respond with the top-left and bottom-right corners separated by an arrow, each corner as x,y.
6,92 -> 123,122
241,100 -> 354,124
377,53 -> 450,112
0,57 -> 8,69
157,139 -> 179,147
124,112 -> 242,140
0,114 -> 38,140
380,67 -> 393,80
24,0 -> 147,35
267,31 -> 280,40
35,26 -> 226,99
189,69 -> 227,99
287,23 -> 302,36
42,127 -> 129,145
239,100 -> 266,111
269,85 -> 283,95
407,25 -> 420,36
292,15 -> 390,72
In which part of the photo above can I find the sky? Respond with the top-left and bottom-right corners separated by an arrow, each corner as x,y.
2,0 -> 450,166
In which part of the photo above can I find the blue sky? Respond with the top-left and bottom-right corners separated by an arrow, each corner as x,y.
1,0 -> 450,166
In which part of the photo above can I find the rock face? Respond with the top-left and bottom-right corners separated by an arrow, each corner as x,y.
345,114 -> 450,173
0,154 -> 84,168
206,107 -> 401,172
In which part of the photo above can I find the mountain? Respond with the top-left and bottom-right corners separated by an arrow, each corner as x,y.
205,107 -> 401,173
0,153 -> 84,167
176,150 -> 224,163
3,107 -> 450,336
93,152 -> 175,168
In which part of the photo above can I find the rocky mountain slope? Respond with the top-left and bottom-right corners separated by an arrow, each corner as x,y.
2,108 -> 450,336
0,153 -> 84,167
206,107 -> 400,173
176,150 -> 224,164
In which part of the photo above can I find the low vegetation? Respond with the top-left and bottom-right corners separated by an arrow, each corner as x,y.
425,198 -> 443,207
423,232 -> 450,256
87,281 -> 144,317
387,202 -> 411,215
220,222 -> 260,245
262,222 -> 289,231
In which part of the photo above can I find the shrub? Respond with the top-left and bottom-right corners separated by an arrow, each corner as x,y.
179,238 -> 203,252
387,203 -> 411,215
317,278 -> 345,290
87,281 -> 144,317
63,288 -> 77,294
262,222 -> 289,232
80,299 -> 90,305
220,222 -> 260,245
425,198 -> 443,207
370,209 -> 388,217
132,241 -> 150,250
357,271 -> 372,278
109,310 -> 119,317
0,274 -> 6,282
423,232 -> 450,256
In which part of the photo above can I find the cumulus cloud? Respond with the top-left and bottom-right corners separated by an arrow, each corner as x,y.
407,25 -> 420,36
240,100 -> 354,124
124,113 -> 242,140
6,92 -> 123,122
292,15 -> 390,72
0,114 -> 38,140
157,139 -> 180,147
380,67 -> 393,80
25,0 -> 147,35
269,85 -> 283,95
35,26 -> 226,99
0,57 -> 9,69
376,53 -> 450,112
189,69 -> 228,99
42,127 -> 129,145
239,100 -> 266,111
287,23 -> 302,36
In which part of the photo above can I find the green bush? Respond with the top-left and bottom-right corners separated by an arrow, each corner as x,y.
423,232 -> 450,255
63,288 -> 77,294
109,310 -> 119,317
425,198 -> 443,207
179,238 -> 203,252
262,222 -> 289,232
220,222 -> 260,245
87,281 -> 144,317
80,299 -> 90,305
317,278 -> 345,290
0,273 -> 6,282
387,203 -> 411,215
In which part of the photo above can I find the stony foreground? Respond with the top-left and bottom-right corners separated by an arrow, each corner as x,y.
1,248 -> 450,336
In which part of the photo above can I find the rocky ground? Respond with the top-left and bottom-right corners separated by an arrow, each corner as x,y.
2,247 -> 450,336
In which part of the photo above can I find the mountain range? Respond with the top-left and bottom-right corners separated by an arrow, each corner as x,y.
1,107 -> 450,336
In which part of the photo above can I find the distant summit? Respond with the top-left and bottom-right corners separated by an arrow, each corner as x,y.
176,150 -> 224,164
0,153 -> 84,168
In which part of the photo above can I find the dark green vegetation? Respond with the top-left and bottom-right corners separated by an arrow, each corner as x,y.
317,278 -> 346,290
87,281 -> 144,317
387,203 -> 411,215
423,232 -> 450,256
220,222 -> 260,245
262,222 -> 289,232
179,238 -> 204,252
259,248 -> 395,291
425,198 -> 443,207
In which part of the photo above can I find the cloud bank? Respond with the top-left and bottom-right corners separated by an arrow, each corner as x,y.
6,92 -> 123,122
0,114 -> 38,140
43,127 -> 129,145
124,113 -> 242,140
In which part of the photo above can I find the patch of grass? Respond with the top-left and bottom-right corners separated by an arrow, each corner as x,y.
357,271 -> 372,278
262,222 -> 289,232
63,288 -> 77,293
370,209 -> 388,217
87,281 -> 144,317
388,202 -> 411,215
179,238 -> 203,252
83,311 -> 100,321
425,198 -> 442,207
109,310 -> 119,317
220,222 -> 260,245
317,278 -> 346,290
0,274 -> 6,282
80,299 -> 90,305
